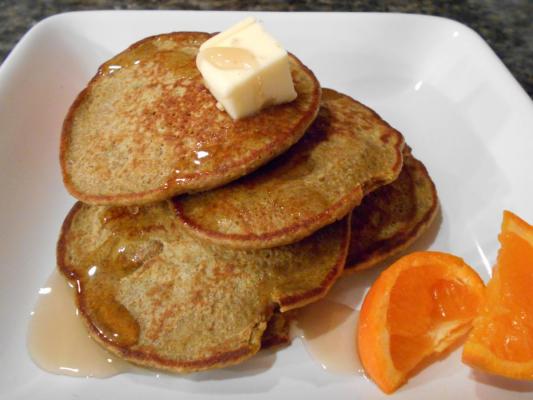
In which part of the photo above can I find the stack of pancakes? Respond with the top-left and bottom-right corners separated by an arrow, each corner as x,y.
57,32 -> 438,373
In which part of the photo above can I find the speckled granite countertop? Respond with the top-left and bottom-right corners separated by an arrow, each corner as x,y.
0,0 -> 531,97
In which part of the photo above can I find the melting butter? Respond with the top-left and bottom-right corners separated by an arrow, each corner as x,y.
196,17 -> 297,120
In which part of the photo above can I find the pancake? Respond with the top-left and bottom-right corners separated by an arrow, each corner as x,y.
57,202 -> 349,373
173,88 -> 404,249
60,32 -> 320,206
261,312 -> 294,349
344,148 -> 438,273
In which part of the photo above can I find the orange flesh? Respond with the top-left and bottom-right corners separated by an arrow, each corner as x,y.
472,217 -> 533,363
358,251 -> 486,393
388,265 -> 481,372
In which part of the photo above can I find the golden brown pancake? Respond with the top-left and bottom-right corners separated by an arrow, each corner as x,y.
57,202 -> 349,373
60,32 -> 320,206
173,88 -> 404,249
345,148 -> 438,273
261,312 -> 294,349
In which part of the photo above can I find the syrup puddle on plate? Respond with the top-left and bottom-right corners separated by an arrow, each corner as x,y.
28,270 -> 365,378
292,299 -> 365,376
27,269 -> 136,378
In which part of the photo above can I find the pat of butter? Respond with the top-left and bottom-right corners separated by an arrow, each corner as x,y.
196,17 -> 297,120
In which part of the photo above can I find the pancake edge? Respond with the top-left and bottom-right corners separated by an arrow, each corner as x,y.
173,90 -> 404,250
276,212 -> 351,312
343,156 -> 439,274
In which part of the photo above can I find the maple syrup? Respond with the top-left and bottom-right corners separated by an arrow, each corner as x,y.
28,271 -> 366,378
201,46 -> 258,70
27,269 -> 134,378
102,38 -> 196,77
29,249 -> 365,378
293,299 -> 365,375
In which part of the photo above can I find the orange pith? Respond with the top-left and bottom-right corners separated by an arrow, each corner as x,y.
463,211 -> 533,379
358,251 -> 485,393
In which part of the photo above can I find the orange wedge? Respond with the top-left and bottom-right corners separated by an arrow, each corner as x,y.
358,251 -> 485,393
463,211 -> 533,380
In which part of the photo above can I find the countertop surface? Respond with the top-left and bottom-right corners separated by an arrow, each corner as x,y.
0,0 -> 531,97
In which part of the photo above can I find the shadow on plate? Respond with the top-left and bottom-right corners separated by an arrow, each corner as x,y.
472,370 -> 533,393
127,347 -> 281,394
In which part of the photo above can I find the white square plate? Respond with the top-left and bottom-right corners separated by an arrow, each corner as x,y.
1,11 -> 532,400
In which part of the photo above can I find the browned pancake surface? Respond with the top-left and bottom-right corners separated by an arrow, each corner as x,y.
61,32 -> 320,205
261,312 -> 293,349
173,88 -> 404,249
345,148 -> 438,273
57,202 -> 349,373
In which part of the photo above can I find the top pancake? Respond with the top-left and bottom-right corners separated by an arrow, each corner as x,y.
57,201 -> 349,373
345,147 -> 438,273
60,32 -> 320,205
173,88 -> 404,249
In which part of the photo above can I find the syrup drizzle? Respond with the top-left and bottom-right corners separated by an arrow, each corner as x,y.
100,37 -> 215,182
27,207 -> 168,378
201,47 -> 258,70
197,45 -> 273,115
292,299 -> 365,375
27,269 -> 134,377
28,270 -> 364,378
102,39 -> 196,77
